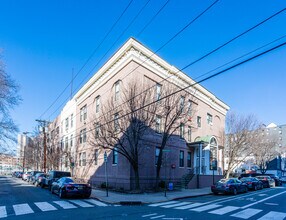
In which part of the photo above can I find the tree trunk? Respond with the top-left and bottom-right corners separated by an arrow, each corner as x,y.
155,149 -> 163,190
131,163 -> 140,191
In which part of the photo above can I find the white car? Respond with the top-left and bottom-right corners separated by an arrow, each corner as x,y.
22,172 -> 31,181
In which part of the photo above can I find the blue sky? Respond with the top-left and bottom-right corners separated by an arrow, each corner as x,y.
0,0 -> 286,137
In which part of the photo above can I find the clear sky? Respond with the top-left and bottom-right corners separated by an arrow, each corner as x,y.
0,0 -> 286,142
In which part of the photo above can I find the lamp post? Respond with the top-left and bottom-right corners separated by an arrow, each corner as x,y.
22,132 -> 30,172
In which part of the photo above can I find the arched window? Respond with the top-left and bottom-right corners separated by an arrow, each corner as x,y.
209,136 -> 218,170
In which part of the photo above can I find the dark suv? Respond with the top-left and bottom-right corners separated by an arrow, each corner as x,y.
42,171 -> 71,190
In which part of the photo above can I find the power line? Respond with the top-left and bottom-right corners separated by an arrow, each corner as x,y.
51,40 -> 286,148
47,0 -> 219,128
38,0 -> 134,119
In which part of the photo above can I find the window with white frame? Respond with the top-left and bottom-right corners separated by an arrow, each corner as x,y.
79,153 -> 82,166
207,113 -> 213,125
80,128 -> 86,144
80,105 -> 87,122
82,152 -> 86,166
94,149 -> 99,165
115,81 -> 120,101
187,100 -> 192,116
155,115 -> 162,133
180,123 -> 184,139
65,136 -> 68,151
113,147 -> 118,165
95,122 -> 100,138
156,83 -> 161,101
71,114 -> 74,128
197,116 -> 201,128
65,117 -> 69,131
70,134 -> 73,147
114,113 -> 119,131
180,96 -> 185,112
95,96 -> 100,113
187,126 -> 192,142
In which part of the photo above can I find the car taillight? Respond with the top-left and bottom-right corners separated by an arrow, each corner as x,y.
264,178 -> 267,180
248,182 -> 252,184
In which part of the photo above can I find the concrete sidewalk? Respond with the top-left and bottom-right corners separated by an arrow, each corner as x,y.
90,187 -> 212,204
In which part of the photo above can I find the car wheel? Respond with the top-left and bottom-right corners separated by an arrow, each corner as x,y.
213,192 -> 219,195
48,185 -> 52,191
233,188 -> 237,195
59,189 -> 65,199
51,187 -> 54,194
41,183 -> 45,188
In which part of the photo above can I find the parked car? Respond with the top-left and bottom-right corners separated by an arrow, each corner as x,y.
28,171 -> 43,183
240,177 -> 263,190
16,172 -> 23,178
34,173 -> 47,187
256,176 -> 275,188
42,171 -> 71,190
12,171 -> 21,177
211,178 -> 248,195
239,173 -> 262,179
22,172 -> 31,181
280,176 -> 286,183
51,177 -> 91,199
265,174 -> 282,186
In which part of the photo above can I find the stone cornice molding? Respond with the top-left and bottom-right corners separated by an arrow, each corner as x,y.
75,38 -> 229,115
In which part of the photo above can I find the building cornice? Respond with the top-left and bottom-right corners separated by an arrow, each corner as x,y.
75,38 -> 230,115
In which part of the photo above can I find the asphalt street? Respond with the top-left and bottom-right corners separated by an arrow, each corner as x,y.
1,176 -> 286,220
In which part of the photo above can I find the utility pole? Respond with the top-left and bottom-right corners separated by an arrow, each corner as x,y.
36,119 -> 50,173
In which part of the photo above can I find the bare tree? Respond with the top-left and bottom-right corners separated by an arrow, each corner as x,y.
0,55 -> 21,151
224,112 -> 260,178
253,132 -> 284,174
90,81 -> 157,190
155,82 -> 196,188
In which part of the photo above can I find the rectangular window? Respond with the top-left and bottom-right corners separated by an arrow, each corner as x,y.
94,149 -> 99,165
65,117 -> 69,131
115,81 -> 120,101
180,123 -> 184,139
187,100 -> 192,116
155,147 -> 160,165
79,153 -> 82,166
114,113 -> 119,131
80,105 -> 87,122
96,96 -> 100,113
80,128 -> 87,144
82,152 -> 86,166
180,96 -> 185,112
71,114 -> 74,128
179,150 -> 184,167
113,147 -> 118,165
156,83 -> 161,101
188,126 -> 191,142
207,113 -> 213,125
65,137 -> 68,151
187,152 -> 192,168
197,116 -> 201,128
70,135 -> 73,147
95,123 -> 100,138
155,115 -> 162,133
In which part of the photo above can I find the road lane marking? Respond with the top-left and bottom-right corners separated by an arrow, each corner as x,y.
230,208 -> 262,219
257,211 -> 286,220
208,206 -> 240,215
13,203 -> 34,215
161,202 -> 191,208
34,202 -> 57,211
69,200 -> 93,208
241,191 -> 286,209
142,213 -> 158,217
174,203 -> 203,210
151,215 -> 166,219
190,204 -> 222,212
264,203 -> 279,206
84,199 -> 108,207
53,201 -> 77,209
149,201 -> 179,207
0,206 -> 7,218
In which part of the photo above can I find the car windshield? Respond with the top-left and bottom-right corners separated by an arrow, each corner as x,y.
64,178 -> 74,183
